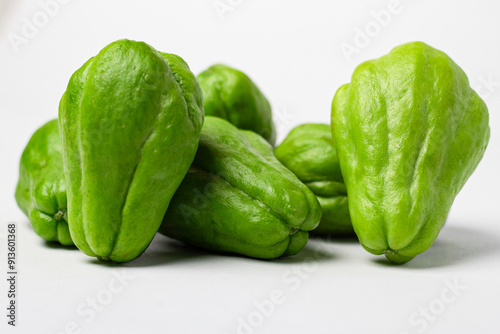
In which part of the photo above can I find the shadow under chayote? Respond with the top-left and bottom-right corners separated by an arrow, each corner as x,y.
372,223 -> 500,269
310,233 -> 360,244
273,242 -> 338,265
42,241 -> 78,250
117,233 -> 337,267
89,235 -> 214,268
66,220 -> 499,268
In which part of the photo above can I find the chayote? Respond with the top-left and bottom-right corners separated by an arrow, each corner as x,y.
197,64 -> 276,145
331,42 -> 490,264
159,116 -> 321,259
275,124 -> 353,236
15,120 -> 73,246
59,39 -> 204,262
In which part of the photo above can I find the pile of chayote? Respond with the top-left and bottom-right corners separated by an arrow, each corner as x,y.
15,40 -> 489,264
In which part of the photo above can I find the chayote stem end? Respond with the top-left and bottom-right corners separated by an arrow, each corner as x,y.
383,248 -> 397,255
54,210 -> 66,221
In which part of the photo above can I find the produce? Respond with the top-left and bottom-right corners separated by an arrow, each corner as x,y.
197,64 -> 276,145
15,119 -> 73,246
59,39 -> 204,262
331,41 -> 490,263
160,116 -> 321,259
275,124 -> 353,236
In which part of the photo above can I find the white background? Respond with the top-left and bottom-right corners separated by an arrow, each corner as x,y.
1,0 -> 499,333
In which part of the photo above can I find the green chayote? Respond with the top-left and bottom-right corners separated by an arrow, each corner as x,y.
197,64 -> 276,145
159,116 -> 321,259
275,124 -> 353,236
59,39 -> 204,262
331,41 -> 490,264
15,120 -> 73,246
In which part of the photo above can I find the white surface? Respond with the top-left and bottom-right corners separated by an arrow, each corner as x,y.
1,1 -> 500,333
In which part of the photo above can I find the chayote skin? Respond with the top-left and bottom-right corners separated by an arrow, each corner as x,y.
15,120 -> 73,246
275,124 -> 354,236
331,42 -> 490,264
159,116 -> 321,259
59,39 -> 204,262
197,64 -> 276,145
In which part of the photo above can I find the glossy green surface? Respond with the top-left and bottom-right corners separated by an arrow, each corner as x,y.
15,120 -> 73,246
160,117 -> 321,259
275,124 -> 354,236
331,42 -> 490,264
59,39 -> 204,262
197,64 -> 276,145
